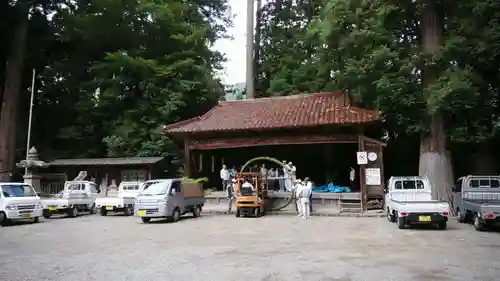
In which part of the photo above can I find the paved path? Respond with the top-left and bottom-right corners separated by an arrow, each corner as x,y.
1,215 -> 499,281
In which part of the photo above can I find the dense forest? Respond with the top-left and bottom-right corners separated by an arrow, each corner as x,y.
2,0 -> 500,199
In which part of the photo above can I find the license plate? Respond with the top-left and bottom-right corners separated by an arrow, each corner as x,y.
48,207 -> 57,211
137,210 -> 146,217
419,216 -> 432,222
105,206 -> 114,211
21,213 -> 32,218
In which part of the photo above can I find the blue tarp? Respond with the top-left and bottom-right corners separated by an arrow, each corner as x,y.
312,182 -> 352,193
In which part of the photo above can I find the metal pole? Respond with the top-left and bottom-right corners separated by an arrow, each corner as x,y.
25,68 -> 35,175
245,0 -> 255,99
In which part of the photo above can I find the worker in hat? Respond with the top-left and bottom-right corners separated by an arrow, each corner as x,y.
294,179 -> 304,217
303,177 -> 313,214
298,177 -> 313,219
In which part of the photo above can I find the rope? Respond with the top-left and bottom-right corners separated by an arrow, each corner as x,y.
238,156 -> 297,211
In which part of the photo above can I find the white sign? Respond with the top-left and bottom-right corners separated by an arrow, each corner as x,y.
365,168 -> 381,186
356,151 -> 368,165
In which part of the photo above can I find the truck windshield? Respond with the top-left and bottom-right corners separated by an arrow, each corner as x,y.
141,181 -> 170,195
66,183 -> 85,190
395,180 -> 424,190
122,184 -> 140,190
141,181 -> 162,191
469,179 -> 500,188
2,185 -> 37,197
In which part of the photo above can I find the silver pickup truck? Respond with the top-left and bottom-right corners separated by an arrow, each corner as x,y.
452,175 -> 500,231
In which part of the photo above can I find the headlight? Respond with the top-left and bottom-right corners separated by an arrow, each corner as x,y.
5,205 -> 16,210
156,199 -> 167,204
35,203 -> 43,209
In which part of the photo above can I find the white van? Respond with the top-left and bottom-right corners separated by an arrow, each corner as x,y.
0,182 -> 43,226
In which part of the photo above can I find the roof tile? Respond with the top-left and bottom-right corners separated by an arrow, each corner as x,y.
165,92 -> 381,134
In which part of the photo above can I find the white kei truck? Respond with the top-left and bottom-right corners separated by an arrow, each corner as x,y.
0,182 -> 43,226
95,181 -> 150,216
134,178 -> 205,223
385,176 -> 450,230
41,181 -> 99,218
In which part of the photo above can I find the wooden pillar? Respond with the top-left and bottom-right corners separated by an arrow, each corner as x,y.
358,134 -> 367,212
184,138 -> 192,177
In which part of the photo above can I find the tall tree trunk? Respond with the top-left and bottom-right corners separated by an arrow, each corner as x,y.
418,0 -> 453,201
0,4 -> 29,181
254,0 -> 262,97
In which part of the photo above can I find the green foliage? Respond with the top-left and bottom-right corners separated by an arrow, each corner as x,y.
256,0 -> 500,145
1,0 -> 230,162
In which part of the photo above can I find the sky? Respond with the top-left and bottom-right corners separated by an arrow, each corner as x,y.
214,0 -> 249,85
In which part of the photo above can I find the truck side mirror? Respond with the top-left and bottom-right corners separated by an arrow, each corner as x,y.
171,189 -> 176,195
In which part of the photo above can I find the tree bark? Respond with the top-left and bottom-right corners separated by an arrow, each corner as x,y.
0,4 -> 29,181
418,0 -> 453,201
254,0 -> 262,97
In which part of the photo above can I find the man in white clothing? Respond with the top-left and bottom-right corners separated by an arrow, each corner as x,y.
294,179 -> 303,217
220,165 -> 230,191
298,178 -> 312,219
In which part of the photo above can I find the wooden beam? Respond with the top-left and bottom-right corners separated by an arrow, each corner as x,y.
358,134 -> 367,212
360,136 -> 387,147
188,135 -> 358,150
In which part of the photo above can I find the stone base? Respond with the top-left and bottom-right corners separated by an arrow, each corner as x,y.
203,191 -> 367,216
24,174 -> 42,194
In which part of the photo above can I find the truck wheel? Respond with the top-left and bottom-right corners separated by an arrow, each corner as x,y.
141,217 -> 151,223
68,206 -> 79,218
397,217 -> 406,229
457,208 -> 465,223
192,205 -> 201,218
124,205 -> 133,216
387,208 -> 396,222
171,208 -> 181,222
43,210 -> 52,219
100,207 -> 107,216
90,204 -> 97,215
235,208 -> 240,217
255,208 -> 262,218
474,214 -> 486,231
437,221 -> 447,230
32,217 -> 39,224
0,212 -> 9,226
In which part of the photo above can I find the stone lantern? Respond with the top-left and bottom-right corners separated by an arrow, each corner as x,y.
16,147 -> 48,193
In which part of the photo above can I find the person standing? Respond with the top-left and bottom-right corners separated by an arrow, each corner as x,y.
220,165 -> 230,191
298,178 -> 312,219
288,162 -> 296,183
267,168 -> 275,191
227,178 -> 237,213
230,166 -> 237,179
294,179 -> 303,217
284,162 -> 294,191
303,177 -> 314,213
349,167 -> 356,189
278,163 -> 285,191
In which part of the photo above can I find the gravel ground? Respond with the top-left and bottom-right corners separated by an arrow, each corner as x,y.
1,214 -> 500,281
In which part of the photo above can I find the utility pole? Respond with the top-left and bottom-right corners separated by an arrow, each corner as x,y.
245,0 -> 255,99
25,68 -> 35,175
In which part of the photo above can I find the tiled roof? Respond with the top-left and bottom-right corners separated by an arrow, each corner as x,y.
48,157 -> 164,166
164,92 -> 381,134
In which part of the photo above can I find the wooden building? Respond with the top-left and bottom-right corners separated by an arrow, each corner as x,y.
40,157 -> 168,195
164,92 -> 386,211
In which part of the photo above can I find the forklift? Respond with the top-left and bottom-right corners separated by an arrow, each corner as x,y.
235,172 -> 267,217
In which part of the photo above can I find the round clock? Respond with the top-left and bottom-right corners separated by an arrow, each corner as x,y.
368,152 -> 378,162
